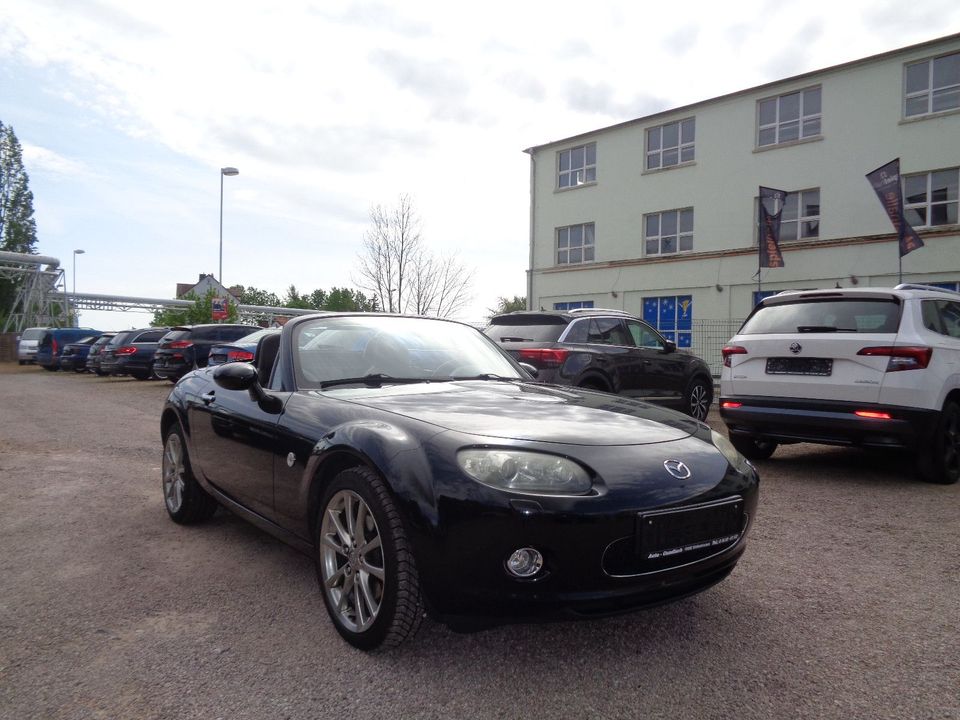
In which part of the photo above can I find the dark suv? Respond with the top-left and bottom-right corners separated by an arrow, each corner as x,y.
99,327 -> 170,380
485,309 -> 714,420
152,323 -> 260,382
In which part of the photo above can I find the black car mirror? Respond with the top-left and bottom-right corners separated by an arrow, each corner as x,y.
213,362 -> 283,414
519,362 -> 539,379
662,340 -> 677,353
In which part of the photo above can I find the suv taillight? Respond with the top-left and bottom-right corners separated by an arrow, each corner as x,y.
115,346 -> 137,355
856,346 -> 932,371
517,348 -> 570,368
168,340 -> 193,349
227,349 -> 255,362
721,345 -> 748,367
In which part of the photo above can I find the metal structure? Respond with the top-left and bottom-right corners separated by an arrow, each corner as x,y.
0,250 -> 68,332
2,250 -> 317,332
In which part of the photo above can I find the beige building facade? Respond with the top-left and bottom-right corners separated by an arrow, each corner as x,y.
525,33 -> 960,363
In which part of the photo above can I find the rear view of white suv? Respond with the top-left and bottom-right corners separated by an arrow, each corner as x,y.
720,284 -> 960,484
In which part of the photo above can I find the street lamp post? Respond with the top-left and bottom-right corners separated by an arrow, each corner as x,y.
219,167 -> 239,290
72,249 -> 85,326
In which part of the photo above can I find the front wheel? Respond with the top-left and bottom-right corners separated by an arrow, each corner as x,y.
685,378 -> 713,421
162,424 -> 218,524
918,401 -> 960,484
730,434 -> 778,460
315,466 -> 424,651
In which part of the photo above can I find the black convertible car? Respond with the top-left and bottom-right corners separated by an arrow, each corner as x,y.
161,313 -> 758,650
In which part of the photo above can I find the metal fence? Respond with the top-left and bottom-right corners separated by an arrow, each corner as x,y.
691,319 -> 744,378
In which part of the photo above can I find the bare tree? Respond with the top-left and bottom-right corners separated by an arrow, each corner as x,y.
355,195 -> 473,318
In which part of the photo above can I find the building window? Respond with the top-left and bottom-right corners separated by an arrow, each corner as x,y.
644,209 -> 693,256
556,223 -> 595,264
554,300 -> 594,311
780,189 -> 821,241
903,168 -> 959,228
757,86 -> 821,147
905,52 -> 960,117
642,295 -> 693,348
557,143 -> 596,189
646,118 -> 695,170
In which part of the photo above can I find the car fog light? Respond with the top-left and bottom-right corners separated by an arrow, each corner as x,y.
506,547 -> 543,578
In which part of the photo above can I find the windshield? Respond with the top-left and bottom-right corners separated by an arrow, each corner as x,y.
293,316 -> 523,389
21,328 -> 45,341
740,298 -> 901,334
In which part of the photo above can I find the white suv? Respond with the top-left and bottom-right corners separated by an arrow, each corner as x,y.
719,284 -> 960,484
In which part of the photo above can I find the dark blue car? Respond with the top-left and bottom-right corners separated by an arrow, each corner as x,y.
36,328 -> 102,371
58,334 -> 105,372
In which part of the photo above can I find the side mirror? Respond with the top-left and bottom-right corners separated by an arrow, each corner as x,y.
662,340 -> 677,354
519,362 -> 539,379
213,362 -> 283,413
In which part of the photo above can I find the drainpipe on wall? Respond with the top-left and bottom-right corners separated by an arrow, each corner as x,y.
524,148 -> 536,311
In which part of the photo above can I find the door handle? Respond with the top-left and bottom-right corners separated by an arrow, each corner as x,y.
201,390 -> 216,405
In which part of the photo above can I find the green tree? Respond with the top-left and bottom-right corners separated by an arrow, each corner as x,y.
283,284 -> 312,309
325,287 -> 378,311
239,286 -> 281,307
0,120 -> 40,324
488,295 -> 526,316
151,288 -> 238,327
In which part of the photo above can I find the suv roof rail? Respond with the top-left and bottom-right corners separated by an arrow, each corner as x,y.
567,307 -> 633,316
894,283 -> 960,296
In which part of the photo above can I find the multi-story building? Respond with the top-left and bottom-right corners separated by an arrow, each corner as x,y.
524,33 -> 960,372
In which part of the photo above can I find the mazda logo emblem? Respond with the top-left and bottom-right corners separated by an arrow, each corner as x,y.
789,342 -> 802,355
663,460 -> 691,479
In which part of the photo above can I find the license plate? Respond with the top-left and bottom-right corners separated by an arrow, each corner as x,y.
765,357 -> 833,376
637,498 -> 743,560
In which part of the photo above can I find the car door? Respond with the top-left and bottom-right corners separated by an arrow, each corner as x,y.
187,375 -> 288,520
625,319 -> 687,406
584,317 -> 646,396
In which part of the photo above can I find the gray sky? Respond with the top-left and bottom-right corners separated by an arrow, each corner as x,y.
2,0 -> 959,328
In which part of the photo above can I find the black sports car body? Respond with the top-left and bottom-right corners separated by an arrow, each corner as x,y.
161,313 -> 758,650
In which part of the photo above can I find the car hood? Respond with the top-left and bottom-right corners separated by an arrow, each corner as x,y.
324,380 -> 699,446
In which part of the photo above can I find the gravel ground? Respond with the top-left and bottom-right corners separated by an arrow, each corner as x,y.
0,363 -> 958,720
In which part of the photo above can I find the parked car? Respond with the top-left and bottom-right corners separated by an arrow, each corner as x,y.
36,328 -> 102,371
161,313 -> 759,650
86,333 -> 117,376
720,283 -> 960,484
58,334 -> 104,372
99,327 -> 169,380
153,323 -> 260,382
485,309 -> 715,420
16,327 -> 46,365
207,326 -> 280,366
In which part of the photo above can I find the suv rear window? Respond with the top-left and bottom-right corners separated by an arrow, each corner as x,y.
162,330 -> 191,342
740,298 -> 901,334
485,317 -> 567,343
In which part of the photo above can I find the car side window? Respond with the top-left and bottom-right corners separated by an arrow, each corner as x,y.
563,319 -> 589,344
587,318 -> 632,346
626,320 -> 662,349
939,301 -> 960,339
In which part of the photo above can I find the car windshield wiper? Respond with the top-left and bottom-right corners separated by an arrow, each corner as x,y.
449,373 -> 521,382
796,325 -> 858,333
319,374 -> 428,389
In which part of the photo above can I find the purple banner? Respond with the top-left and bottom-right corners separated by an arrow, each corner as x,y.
865,158 -> 924,257
758,186 -> 787,269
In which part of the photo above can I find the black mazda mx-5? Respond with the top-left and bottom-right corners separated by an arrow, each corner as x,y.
161,313 -> 759,650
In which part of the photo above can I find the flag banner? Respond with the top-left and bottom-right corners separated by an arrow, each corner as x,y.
758,186 -> 787,268
865,158 -> 924,257
211,296 -> 228,320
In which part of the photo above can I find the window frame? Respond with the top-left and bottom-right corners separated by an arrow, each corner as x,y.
779,188 -> 821,242
645,117 -> 696,171
556,222 -> 596,265
903,51 -> 960,118
756,85 -> 822,148
643,208 -> 694,257
557,142 -> 597,189
903,167 -> 959,229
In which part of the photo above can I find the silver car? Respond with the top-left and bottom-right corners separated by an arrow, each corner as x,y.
16,327 -> 46,365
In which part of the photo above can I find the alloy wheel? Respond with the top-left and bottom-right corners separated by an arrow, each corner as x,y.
319,490 -> 385,633
162,432 -> 186,513
689,382 -> 711,420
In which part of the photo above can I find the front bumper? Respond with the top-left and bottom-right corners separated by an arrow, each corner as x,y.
720,395 -> 938,450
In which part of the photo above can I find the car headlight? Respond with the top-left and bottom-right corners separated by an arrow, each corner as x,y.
711,430 -> 751,473
457,449 -> 592,495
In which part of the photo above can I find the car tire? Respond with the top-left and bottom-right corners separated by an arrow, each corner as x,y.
685,377 -> 713,421
42,365 -> 58,372
577,378 -> 610,392
18,360 -> 25,366
132,370 -> 151,380
315,466 -> 424,651
161,424 -> 218,524
730,434 -> 778,460
918,401 -> 960,485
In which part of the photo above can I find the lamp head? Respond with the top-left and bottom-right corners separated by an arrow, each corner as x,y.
221,167 -> 239,176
